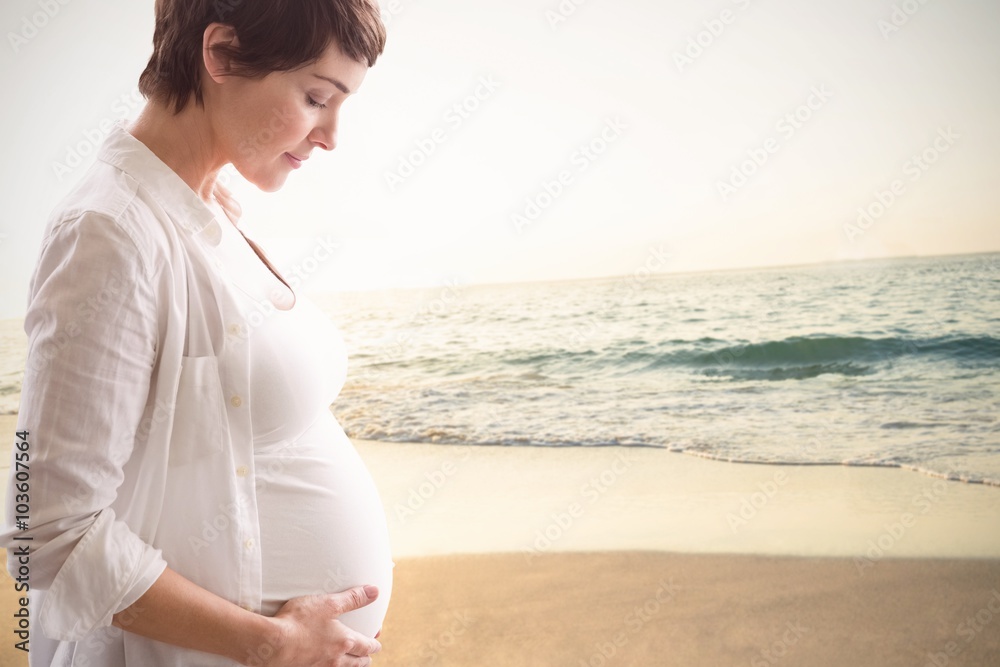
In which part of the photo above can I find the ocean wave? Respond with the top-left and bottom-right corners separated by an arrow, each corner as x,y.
474,334 -> 1000,381
380,334 -> 1000,382
698,362 -> 873,381
676,333 -> 996,370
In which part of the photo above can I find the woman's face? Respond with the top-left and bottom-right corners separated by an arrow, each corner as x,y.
213,40 -> 369,192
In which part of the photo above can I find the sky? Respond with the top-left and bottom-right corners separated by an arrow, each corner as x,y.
0,0 -> 998,317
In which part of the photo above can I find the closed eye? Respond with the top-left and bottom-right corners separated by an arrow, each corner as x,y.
307,95 -> 328,109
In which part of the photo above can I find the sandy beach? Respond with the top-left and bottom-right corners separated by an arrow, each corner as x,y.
0,413 -> 998,665
378,552 -> 1000,667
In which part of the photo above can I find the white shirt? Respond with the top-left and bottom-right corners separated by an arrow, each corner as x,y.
211,203 -> 392,635
0,122 -> 381,665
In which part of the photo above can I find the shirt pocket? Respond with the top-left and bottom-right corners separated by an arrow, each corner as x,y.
169,355 -> 228,466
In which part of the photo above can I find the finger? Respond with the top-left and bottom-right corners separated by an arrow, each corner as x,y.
213,180 -> 232,198
329,585 -> 379,615
211,183 -> 242,217
347,637 -> 382,658
226,196 -> 243,219
346,636 -> 382,658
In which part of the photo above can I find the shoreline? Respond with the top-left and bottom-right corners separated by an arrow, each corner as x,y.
365,437 -> 1000,488
1,416 -> 999,486
1,414 -> 999,559
350,436 -> 1000,560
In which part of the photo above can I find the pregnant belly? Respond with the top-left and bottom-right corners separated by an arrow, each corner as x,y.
256,411 -> 393,637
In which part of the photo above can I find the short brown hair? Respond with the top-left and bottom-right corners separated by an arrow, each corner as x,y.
139,0 -> 386,114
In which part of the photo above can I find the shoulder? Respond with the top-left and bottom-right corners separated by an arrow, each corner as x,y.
39,162 -> 173,283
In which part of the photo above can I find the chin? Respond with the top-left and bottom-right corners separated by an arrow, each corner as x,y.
234,163 -> 290,193
256,178 -> 288,193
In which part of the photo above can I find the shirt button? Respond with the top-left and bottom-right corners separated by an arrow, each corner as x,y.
236,465 -> 249,477
228,323 -> 242,336
231,396 -> 243,408
245,538 -> 255,550
203,222 -> 222,245
241,603 -> 254,612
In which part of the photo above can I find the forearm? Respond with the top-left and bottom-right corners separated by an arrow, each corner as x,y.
112,566 -> 280,665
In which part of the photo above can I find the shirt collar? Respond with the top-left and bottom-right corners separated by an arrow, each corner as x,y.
98,120 -> 221,243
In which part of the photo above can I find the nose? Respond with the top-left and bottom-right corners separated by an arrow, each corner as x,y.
309,109 -> 339,152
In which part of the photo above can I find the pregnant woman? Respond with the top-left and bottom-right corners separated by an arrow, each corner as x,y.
1,1 -> 391,665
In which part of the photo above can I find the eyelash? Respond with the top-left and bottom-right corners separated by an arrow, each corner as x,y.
307,96 -> 327,109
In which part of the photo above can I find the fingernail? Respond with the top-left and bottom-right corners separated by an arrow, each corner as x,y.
364,585 -> 379,598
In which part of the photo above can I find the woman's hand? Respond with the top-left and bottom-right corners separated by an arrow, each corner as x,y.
112,570 -> 381,667
264,585 -> 383,667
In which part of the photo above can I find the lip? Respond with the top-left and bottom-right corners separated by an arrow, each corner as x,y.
284,153 -> 305,169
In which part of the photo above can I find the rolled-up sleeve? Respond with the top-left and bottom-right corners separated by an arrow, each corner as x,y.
1,210 -> 168,640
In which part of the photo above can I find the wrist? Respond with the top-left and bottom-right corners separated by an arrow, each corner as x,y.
233,609 -> 286,666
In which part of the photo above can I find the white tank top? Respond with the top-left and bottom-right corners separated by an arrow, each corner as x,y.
208,207 -> 393,637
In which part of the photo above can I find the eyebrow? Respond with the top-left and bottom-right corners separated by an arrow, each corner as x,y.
313,74 -> 351,94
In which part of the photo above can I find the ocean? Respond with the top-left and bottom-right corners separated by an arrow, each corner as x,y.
2,252 -> 999,486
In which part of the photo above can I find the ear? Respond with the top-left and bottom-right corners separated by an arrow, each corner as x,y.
203,23 -> 240,84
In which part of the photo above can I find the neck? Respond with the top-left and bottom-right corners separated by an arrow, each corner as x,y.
127,97 -> 225,203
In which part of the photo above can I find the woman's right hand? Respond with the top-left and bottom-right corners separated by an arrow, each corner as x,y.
264,585 -> 383,667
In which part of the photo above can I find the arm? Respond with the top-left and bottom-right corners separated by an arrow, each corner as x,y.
1,211 -> 166,637
113,569 -> 382,666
